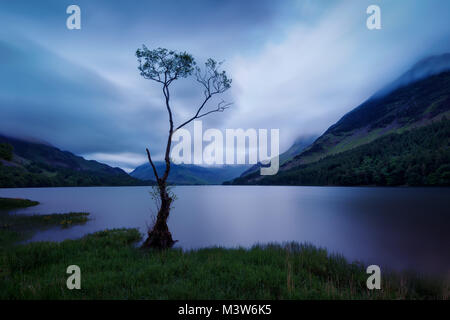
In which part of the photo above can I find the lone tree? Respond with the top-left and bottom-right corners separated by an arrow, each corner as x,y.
136,46 -> 232,249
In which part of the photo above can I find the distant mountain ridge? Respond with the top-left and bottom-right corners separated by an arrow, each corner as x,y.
0,135 -> 150,187
131,162 -> 249,185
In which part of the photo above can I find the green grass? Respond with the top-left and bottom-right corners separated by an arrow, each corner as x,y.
0,197 -> 40,210
1,231 -> 447,300
0,198 -> 89,247
0,211 -> 89,247
0,198 -> 448,300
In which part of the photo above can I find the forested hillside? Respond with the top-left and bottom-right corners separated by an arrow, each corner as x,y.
230,118 -> 450,186
0,136 -> 151,188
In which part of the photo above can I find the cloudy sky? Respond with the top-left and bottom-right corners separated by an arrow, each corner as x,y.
1,0 -> 450,171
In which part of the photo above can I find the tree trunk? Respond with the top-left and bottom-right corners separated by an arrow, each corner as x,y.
141,183 -> 177,249
142,82 -> 176,249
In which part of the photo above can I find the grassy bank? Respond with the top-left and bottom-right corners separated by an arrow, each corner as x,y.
0,197 -> 40,210
0,197 -> 89,247
0,198 -> 448,300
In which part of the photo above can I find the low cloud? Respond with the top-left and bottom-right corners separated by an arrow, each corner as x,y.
1,0 -> 449,170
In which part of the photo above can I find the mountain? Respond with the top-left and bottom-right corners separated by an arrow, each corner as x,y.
232,118 -> 450,186
0,135 -> 151,187
286,56 -> 450,168
375,53 -> 450,98
232,54 -> 450,186
131,162 -> 249,185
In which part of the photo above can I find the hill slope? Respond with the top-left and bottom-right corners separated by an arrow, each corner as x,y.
232,118 -> 450,186
0,135 -> 150,188
233,54 -> 450,186
290,70 -> 450,168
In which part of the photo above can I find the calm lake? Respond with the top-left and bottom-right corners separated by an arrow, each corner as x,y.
1,186 -> 449,275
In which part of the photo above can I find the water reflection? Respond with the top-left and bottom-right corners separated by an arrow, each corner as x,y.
1,186 -> 449,275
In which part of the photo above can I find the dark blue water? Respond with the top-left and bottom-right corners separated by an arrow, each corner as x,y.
1,186 -> 449,275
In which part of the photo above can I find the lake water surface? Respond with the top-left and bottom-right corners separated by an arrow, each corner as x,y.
1,186 -> 449,275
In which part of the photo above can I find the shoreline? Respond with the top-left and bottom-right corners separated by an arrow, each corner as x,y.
0,197 -> 448,300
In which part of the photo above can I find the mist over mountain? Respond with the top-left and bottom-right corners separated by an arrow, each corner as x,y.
232,54 -> 450,186
0,132 -> 54,147
375,53 -> 450,98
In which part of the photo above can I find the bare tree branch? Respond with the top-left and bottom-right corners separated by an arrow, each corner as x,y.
197,100 -> 232,118
175,60 -> 232,131
146,148 -> 160,182
175,99 -> 232,131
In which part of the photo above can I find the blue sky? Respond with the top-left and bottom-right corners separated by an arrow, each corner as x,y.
1,0 -> 450,171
